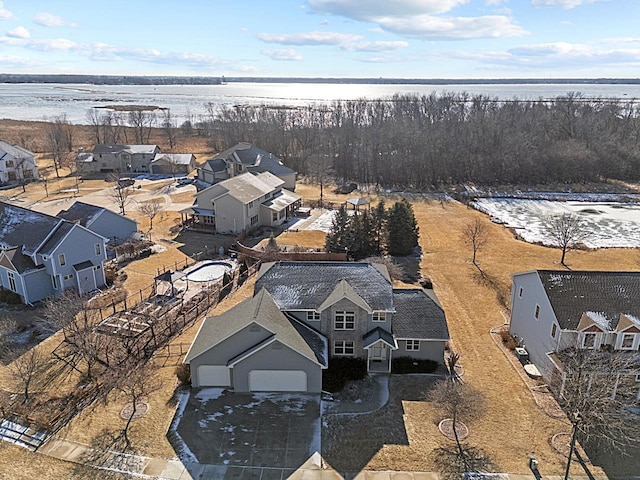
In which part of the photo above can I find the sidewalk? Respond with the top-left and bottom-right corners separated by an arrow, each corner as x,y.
38,437 -> 607,480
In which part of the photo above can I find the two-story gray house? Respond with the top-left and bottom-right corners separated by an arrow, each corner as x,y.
510,270 -> 640,398
0,202 -> 108,304
77,144 -> 160,174
0,141 -> 38,184
185,262 -> 450,392
198,143 -> 297,191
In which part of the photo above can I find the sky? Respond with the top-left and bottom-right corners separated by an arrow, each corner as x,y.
0,0 -> 638,79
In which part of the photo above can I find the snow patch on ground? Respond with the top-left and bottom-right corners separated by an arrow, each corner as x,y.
474,198 -> 640,248
194,388 -> 225,404
167,389 -> 198,463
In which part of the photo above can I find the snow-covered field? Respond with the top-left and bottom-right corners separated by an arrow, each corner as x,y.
474,198 -> 640,248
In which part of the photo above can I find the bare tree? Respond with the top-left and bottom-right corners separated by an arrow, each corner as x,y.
427,379 -> 485,472
109,183 -> 134,216
461,218 -> 488,267
546,212 -> 588,266
44,114 -> 74,178
10,347 -> 48,403
113,362 -> 161,448
0,315 -> 17,361
552,349 -> 640,467
128,110 -> 156,144
137,198 -> 163,231
161,109 -> 177,149
86,108 -> 103,144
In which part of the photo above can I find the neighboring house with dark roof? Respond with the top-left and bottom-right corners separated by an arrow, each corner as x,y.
0,141 -> 38,184
0,202 -> 108,304
181,171 -> 301,234
510,270 -> 640,380
185,262 -> 449,392
198,143 -> 297,191
57,201 -> 138,245
76,144 -> 160,174
149,153 -> 197,175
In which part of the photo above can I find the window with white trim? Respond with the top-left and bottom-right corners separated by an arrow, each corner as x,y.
250,215 -> 259,226
406,340 -> 420,351
5,160 -> 14,167
534,305 -> 540,319
372,311 -> 385,322
7,272 -> 16,292
334,311 -> 355,330
307,311 -> 320,321
248,200 -> 255,209
63,274 -> 74,281
95,243 -> 101,256
583,332 -> 597,349
334,340 -> 354,356
59,254 -> 66,266
52,275 -> 58,289
621,333 -> 635,350
551,324 -> 557,338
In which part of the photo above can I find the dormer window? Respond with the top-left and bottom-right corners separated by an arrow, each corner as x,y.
621,333 -> 635,350
582,332 -> 597,349
372,311 -> 385,322
307,311 -> 320,322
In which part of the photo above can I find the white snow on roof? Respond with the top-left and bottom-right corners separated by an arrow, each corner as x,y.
625,314 -> 640,327
586,311 -> 611,330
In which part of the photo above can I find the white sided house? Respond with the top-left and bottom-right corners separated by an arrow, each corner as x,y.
0,202 -> 108,304
185,262 -> 450,392
57,201 -> 138,245
0,141 -> 38,184
199,143 -> 297,191
510,270 -> 640,398
182,171 -> 301,234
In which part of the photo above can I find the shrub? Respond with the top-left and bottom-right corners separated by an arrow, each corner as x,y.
175,364 -> 191,387
0,289 -> 8,302
391,356 -> 439,374
5,292 -> 22,305
499,329 -> 517,350
322,357 -> 367,393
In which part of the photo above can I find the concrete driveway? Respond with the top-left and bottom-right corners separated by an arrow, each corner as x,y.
176,388 -> 321,469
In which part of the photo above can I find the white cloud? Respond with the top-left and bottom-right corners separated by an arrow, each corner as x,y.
378,15 -> 527,39
0,54 -> 43,68
308,0 -> 468,19
449,41 -> 640,70
34,12 -> 76,27
7,26 -> 29,39
0,2 -> 12,20
531,0 -> 607,8
307,0 -> 525,40
257,31 -> 409,52
485,0 -> 508,4
0,36 -> 77,50
257,31 -> 361,46
261,49 -> 303,61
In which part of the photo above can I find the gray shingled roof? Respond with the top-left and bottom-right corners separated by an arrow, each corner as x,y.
57,201 -> 104,227
92,144 -> 158,155
0,202 -> 61,254
184,289 -> 326,366
392,289 -> 450,340
363,327 -> 396,348
152,153 -> 194,165
255,262 -> 394,311
204,158 -> 226,172
0,141 -> 34,159
215,143 -> 296,176
1,247 -> 39,273
217,172 -> 281,203
38,221 -> 74,256
538,270 -> 640,330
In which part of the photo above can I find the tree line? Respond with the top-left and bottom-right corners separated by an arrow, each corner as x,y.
197,92 -> 640,189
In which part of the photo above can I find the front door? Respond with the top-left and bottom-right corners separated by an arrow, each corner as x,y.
371,343 -> 387,360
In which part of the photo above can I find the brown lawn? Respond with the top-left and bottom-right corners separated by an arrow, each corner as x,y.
0,123 -> 637,477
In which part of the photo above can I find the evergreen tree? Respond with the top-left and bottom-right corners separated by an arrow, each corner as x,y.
371,200 -> 387,254
325,205 -> 350,253
348,210 -> 377,260
386,199 -> 419,256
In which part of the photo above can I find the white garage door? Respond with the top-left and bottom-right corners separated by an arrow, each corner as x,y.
198,365 -> 231,387
248,370 -> 307,392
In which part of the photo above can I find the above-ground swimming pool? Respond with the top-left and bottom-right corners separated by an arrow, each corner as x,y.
186,261 -> 234,282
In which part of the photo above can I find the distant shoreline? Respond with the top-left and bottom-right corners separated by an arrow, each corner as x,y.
1,74 -> 640,86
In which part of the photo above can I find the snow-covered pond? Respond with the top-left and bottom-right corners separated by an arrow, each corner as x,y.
473,198 -> 640,248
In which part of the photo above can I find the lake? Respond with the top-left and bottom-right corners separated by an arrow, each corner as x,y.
1,82 -> 640,125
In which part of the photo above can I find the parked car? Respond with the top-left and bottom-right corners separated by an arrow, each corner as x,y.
117,178 -> 135,187
177,177 -> 195,185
